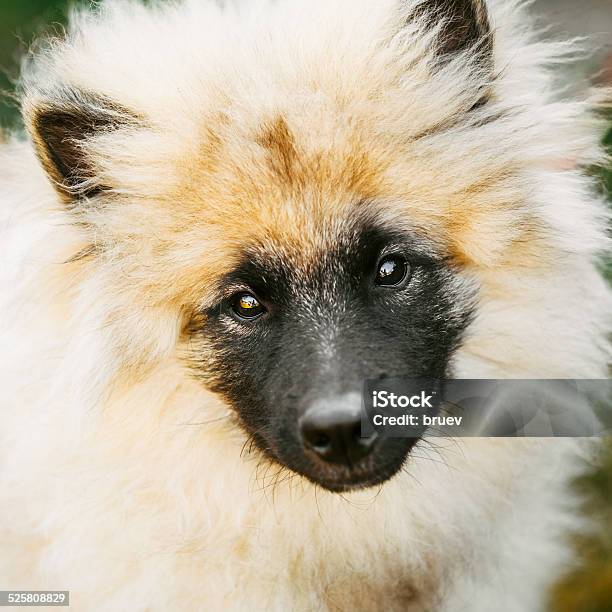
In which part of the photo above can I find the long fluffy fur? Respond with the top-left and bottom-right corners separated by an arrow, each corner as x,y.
0,0 -> 610,610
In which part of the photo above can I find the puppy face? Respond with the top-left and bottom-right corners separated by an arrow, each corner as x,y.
189,215 -> 473,490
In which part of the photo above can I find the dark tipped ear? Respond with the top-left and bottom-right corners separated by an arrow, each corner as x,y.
27,90 -> 139,201
411,0 -> 492,66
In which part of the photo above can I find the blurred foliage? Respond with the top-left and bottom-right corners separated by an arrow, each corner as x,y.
551,442 -> 612,612
599,125 -> 612,199
0,0 -> 72,127
0,1 -> 611,610
598,123 -> 612,283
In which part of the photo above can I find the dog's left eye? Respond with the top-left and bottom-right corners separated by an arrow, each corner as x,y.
375,255 -> 410,287
231,293 -> 266,320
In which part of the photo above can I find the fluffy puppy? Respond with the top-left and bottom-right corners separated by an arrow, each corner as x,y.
0,0 -> 610,610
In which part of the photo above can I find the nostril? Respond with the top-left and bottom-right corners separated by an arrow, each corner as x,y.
301,422 -> 334,459
311,432 -> 331,453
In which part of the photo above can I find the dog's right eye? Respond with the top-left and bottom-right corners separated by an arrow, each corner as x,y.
375,255 -> 410,288
231,292 -> 266,320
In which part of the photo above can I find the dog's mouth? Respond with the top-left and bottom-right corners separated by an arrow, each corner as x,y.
301,464 -> 404,493
265,434 -> 420,493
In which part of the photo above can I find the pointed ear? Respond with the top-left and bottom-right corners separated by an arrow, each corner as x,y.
26,89 -> 140,202
411,0 -> 492,67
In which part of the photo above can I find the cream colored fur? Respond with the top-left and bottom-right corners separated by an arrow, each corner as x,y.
0,0 -> 610,610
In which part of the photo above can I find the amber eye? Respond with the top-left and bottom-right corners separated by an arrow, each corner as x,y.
231,292 -> 265,320
375,255 -> 409,287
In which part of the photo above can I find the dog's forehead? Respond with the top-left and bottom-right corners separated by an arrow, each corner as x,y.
191,112 -> 390,260
184,108 -> 484,267
241,217 -> 362,275
254,115 -> 381,195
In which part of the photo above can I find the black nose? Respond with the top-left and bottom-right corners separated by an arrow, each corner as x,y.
299,399 -> 378,466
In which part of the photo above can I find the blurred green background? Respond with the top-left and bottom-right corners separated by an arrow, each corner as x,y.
0,1 -> 70,126
0,1 -> 610,610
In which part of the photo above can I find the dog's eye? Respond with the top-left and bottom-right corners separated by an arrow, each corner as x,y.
375,255 -> 410,287
231,293 -> 265,320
